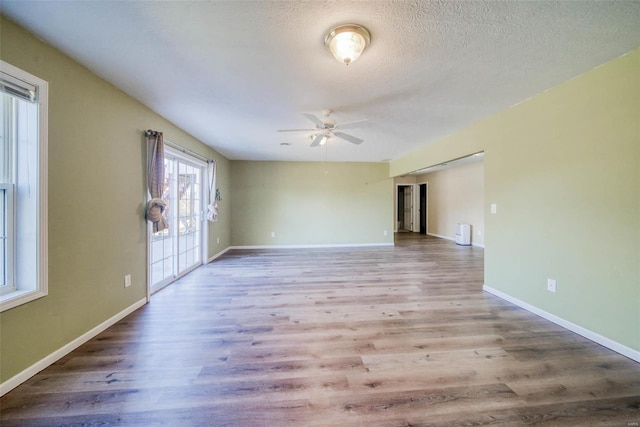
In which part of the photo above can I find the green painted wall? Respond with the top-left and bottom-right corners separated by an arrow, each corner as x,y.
0,17 -> 230,382
390,49 -> 640,352
230,161 -> 393,246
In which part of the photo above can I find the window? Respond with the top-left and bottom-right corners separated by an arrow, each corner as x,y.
0,60 -> 48,311
0,183 -> 15,293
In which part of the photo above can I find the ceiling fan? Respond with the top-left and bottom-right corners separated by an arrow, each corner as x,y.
277,109 -> 370,147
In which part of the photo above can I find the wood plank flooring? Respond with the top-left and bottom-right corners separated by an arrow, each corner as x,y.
1,233 -> 639,426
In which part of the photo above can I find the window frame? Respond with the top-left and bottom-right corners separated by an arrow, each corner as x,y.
148,148 -> 206,295
0,183 -> 15,294
0,60 -> 48,312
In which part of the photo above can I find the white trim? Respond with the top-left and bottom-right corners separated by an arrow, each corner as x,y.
482,285 -> 640,363
229,243 -> 394,250
207,246 -> 231,263
427,232 -> 455,241
164,144 -> 207,167
164,139 -> 210,164
412,184 -> 420,232
427,232 -> 484,248
0,297 -> 147,396
146,219 -> 151,302
0,288 -> 48,312
37,67 -> 49,304
0,184 -> 15,294
0,61 -> 48,312
395,183 -> 418,232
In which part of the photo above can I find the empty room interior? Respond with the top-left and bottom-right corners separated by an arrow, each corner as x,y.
0,1 -> 639,425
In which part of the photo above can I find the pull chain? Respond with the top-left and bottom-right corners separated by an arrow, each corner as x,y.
324,140 -> 328,174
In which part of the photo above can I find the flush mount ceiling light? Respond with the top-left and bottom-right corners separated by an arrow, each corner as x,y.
324,24 -> 371,66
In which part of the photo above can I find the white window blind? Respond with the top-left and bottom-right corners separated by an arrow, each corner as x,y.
0,71 -> 37,102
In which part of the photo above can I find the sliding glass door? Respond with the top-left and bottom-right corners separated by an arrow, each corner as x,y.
149,151 -> 204,293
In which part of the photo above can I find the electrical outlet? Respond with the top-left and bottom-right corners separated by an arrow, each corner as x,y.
216,237 -> 220,244
271,232 -> 275,237
384,230 -> 388,236
547,278 -> 556,293
124,274 -> 132,288
491,203 -> 497,214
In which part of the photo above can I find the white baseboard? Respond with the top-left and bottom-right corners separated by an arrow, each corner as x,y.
0,297 -> 147,397
427,233 -> 455,241
229,243 -> 394,250
482,285 -> 640,363
427,233 -> 484,248
207,246 -> 231,263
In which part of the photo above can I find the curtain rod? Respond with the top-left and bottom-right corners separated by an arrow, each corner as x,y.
145,129 -> 212,163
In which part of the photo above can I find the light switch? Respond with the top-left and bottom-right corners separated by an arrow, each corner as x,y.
491,203 -> 497,214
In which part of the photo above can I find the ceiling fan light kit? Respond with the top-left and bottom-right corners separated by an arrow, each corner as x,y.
309,134 -> 329,147
324,24 -> 371,66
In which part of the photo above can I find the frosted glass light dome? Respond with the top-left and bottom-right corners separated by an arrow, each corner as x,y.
324,24 -> 371,66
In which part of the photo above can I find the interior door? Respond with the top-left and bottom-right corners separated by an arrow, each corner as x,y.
403,185 -> 413,231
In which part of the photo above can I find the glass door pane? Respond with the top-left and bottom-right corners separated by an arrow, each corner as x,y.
177,161 -> 201,275
149,153 -> 203,294
150,157 -> 176,290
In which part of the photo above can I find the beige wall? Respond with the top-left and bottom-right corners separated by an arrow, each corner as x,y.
416,161 -> 484,246
230,161 -> 393,246
390,49 -> 640,353
0,17 -> 231,382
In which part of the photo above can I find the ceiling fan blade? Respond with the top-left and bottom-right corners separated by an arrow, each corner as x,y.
310,134 -> 324,147
277,128 -> 316,132
302,113 -> 325,128
335,119 -> 370,130
334,131 -> 363,145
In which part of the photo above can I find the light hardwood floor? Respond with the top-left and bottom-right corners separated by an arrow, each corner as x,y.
1,233 -> 639,426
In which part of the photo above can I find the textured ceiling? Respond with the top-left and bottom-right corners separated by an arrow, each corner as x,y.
1,1 -> 639,164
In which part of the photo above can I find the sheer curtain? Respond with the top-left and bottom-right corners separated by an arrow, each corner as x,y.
207,160 -> 218,222
145,130 -> 169,232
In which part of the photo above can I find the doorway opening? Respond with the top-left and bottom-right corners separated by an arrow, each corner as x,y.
419,182 -> 427,234
397,185 -> 414,232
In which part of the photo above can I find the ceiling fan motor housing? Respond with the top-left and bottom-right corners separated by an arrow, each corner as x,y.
321,118 -> 336,129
